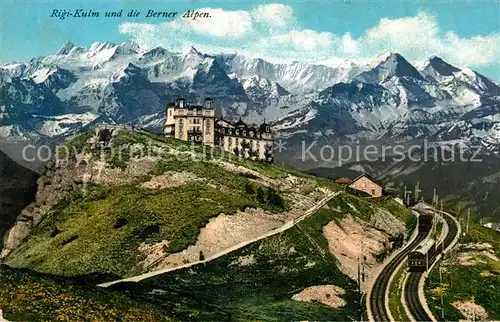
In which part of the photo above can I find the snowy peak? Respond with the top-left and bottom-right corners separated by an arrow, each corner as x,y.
355,52 -> 425,84
88,41 -> 116,54
427,56 -> 461,76
108,40 -> 140,60
123,62 -> 142,75
29,65 -> 76,90
187,46 -> 202,56
242,75 -> 290,100
111,62 -> 147,82
419,56 -> 462,82
139,46 -> 170,62
182,46 -> 207,70
117,40 -> 139,54
56,41 -> 76,55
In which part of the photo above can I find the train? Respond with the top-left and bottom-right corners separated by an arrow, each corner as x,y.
418,214 -> 434,232
408,239 -> 436,271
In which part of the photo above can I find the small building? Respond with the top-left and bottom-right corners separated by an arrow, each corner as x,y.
348,174 -> 383,197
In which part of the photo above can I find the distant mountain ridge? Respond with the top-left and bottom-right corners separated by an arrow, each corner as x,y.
0,40 -> 498,157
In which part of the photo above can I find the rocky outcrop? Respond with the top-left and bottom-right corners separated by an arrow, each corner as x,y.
322,209 -> 406,292
0,308 -> 9,322
1,158 -> 86,258
1,134 -> 162,259
292,285 -> 346,308
0,151 -> 38,254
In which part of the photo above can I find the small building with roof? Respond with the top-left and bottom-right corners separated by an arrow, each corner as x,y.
348,173 -> 383,197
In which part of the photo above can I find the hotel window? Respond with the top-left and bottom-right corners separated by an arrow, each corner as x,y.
205,120 -> 211,134
178,120 -> 184,138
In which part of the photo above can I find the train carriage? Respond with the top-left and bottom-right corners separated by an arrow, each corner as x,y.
408,239 -> 435,271
418,214 -> 434,232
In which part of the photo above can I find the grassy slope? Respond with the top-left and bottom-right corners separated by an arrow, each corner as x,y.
425,221 -> 500,321
388,262 -> 411,322
4,130 -> 340,278
110,195 -> 412,321
0,265 -> 172,321
114,199 -> 360,321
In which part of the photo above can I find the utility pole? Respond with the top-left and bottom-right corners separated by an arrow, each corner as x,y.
472,295 -> 476,322
439,263 -> 444,320
357,257 -> 362,322
466,208 -> 471,234
404,186 -> 412,206
358,235 -> 366,322
361,236 -> 365,283
433,188 -> 437,207
414,182 -> 421,203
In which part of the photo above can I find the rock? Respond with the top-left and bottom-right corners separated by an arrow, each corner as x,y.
0,308 -> 10,322
0,150 -> 38,253
452,300 -> 488,321
322,210 -> 405,292
292,285 -> 346,308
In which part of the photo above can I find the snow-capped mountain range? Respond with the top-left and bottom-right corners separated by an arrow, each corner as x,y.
0,40 -> 498,155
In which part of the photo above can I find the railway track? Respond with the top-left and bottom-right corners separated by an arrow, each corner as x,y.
369,230 -> 429,321
404,210 -> 459,321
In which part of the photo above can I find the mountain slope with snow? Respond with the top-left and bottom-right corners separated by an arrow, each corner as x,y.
0,41 -> 498,158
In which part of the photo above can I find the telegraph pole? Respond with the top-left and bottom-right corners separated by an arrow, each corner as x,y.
404,186 -> 412,206
439,263 -> 444,320
358,235 -> 366,322
357,257 -> 362,321
466,208 -> 471,234
414,182 -> 421,203
472,295 -> 476,322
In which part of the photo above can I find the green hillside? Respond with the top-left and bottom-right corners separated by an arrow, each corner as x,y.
0,265 -> 172,321
4,129 -> 340,278
425,220 -> 500,320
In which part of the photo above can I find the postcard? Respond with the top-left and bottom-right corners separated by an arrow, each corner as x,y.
0,1 -> 499,321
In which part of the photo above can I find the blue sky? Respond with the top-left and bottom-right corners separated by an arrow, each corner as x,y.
1,0 -> 499,79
